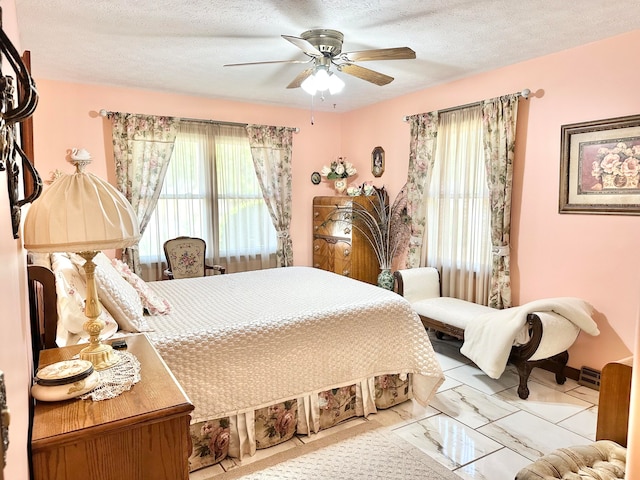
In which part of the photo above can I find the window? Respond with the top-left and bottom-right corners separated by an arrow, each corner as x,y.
425,106 -> 491,303
138,122 -> 277,280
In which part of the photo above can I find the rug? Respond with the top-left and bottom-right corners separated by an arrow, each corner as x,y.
211,421 -> 460,480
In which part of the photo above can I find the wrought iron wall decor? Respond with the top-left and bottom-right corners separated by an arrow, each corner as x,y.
0,8 -> 41,238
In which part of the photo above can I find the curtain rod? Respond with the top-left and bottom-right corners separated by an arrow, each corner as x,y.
402,88 -> 531,122
98,109 -> 300,133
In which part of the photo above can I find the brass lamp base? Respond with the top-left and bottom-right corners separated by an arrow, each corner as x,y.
79,342 -> 120,371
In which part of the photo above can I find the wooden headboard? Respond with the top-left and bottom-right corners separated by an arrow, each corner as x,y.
27,264 -> 58,370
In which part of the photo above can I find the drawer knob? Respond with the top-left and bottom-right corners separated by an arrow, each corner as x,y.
314,245 -> 320,251
314,211 -> 319,217
344,248 -> 350,256
342,270 -> 350,276
314,225 -> 318,231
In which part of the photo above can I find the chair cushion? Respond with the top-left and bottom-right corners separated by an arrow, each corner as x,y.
412,297 -> 495,330
165,238 -> 206,279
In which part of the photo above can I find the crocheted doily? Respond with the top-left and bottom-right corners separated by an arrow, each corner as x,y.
80,351 -> 141,401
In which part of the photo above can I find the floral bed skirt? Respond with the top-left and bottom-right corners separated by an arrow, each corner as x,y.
189,373 -> 412,472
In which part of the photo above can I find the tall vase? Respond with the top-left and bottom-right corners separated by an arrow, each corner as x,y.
377,268 -> 394,290
334,178 -> 347,194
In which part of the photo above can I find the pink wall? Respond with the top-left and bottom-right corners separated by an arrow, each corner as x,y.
30,81 -> 345,268
0,2 -> 34,479
342,31 -> 640,371
3,14 -> 639,477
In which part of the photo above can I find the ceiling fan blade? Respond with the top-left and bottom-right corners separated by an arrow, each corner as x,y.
281,35 -> 323,57
224,59 -> 311,67
338,64 -> 394,86
286,68 -> 314,89
342,47 -> 416,62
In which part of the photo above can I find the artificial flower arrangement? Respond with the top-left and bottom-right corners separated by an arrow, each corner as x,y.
320,157 -> 357,179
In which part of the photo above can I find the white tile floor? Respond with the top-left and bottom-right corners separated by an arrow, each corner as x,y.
192,332 -> 599,479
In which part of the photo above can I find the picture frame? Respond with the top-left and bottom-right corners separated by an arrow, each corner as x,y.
559,114 -> 640,215
372,146 -> 384,177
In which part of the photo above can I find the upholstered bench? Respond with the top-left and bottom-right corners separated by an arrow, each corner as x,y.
515,440 -> 626,479
394,267 -> 585,399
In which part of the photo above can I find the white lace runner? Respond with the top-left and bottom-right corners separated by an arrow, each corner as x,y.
80,351 -> 141,401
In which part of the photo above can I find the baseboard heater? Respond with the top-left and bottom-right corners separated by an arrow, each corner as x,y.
578,366 -> 601,390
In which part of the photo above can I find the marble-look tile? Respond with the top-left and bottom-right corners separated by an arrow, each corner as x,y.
477,410 -> 592,461
496,381 -> 592,423
431,340 -> 471,371
528,368 -> 581,393
392,413 -> 502,470
373,398 -> 440,427
454,447 -> 532,480
557,405 -> 599,440
445,364 -> 520,396
438,375 -> 463,393
430,385 -> 519,429
565,385 -> 600,405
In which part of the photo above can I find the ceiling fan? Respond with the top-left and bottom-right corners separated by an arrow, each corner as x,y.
224,29 -> 416,94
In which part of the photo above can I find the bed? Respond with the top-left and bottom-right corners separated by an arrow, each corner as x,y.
28,253 -> 445,472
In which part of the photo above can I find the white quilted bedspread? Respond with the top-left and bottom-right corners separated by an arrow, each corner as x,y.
145,267 -> 444,423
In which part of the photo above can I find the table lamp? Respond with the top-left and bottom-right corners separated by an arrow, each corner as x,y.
23,149 -> 140,369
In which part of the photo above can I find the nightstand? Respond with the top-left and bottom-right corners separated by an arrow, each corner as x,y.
31,334 -> 194,480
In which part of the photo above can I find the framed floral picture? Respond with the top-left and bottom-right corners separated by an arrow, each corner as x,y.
559,114 -> 640,215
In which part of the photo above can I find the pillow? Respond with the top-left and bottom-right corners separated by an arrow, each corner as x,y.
50,252 -> 118,346
111,258 -> 172,315
70,252 -> 151,333
28,251 -> 51,268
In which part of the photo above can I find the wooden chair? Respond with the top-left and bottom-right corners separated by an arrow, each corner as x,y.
163,236 -> 225,279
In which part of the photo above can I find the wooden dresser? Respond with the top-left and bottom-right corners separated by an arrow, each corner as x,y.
31,334 -> 194,480
312,195 -> 379,285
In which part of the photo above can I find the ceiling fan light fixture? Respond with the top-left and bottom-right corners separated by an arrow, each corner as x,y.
301,74 -> 317,95
301,66 -> 344,96
313,67 -> 331,91
328,72 -> 345,95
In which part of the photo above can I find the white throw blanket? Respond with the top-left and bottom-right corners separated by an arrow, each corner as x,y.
460,297 -> 600,379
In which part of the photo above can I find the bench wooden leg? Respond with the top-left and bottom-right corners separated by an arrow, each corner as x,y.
511,350 -> 570,399
514,361 -> 533,399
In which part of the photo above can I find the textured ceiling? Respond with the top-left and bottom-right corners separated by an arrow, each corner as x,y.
13,0 -> 640,112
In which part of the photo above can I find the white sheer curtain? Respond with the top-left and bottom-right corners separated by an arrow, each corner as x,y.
138,122 -> 276,281
216,125 -> 277,272
424,106 -> 492,303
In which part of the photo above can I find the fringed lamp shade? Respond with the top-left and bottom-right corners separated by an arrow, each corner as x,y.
23,155 -> 140,369
23,168 -> 140,253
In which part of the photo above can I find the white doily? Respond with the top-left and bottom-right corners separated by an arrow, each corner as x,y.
80,351 -> 141,401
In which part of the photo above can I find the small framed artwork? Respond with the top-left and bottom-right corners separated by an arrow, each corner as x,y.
559,114 -> 640,215
372,146 -> 384,177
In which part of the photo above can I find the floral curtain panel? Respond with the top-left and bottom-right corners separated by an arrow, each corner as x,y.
482,94 -> 519,309
246,125 -> 295,267
109,112 -> 179,273
404,112 -> 438,268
